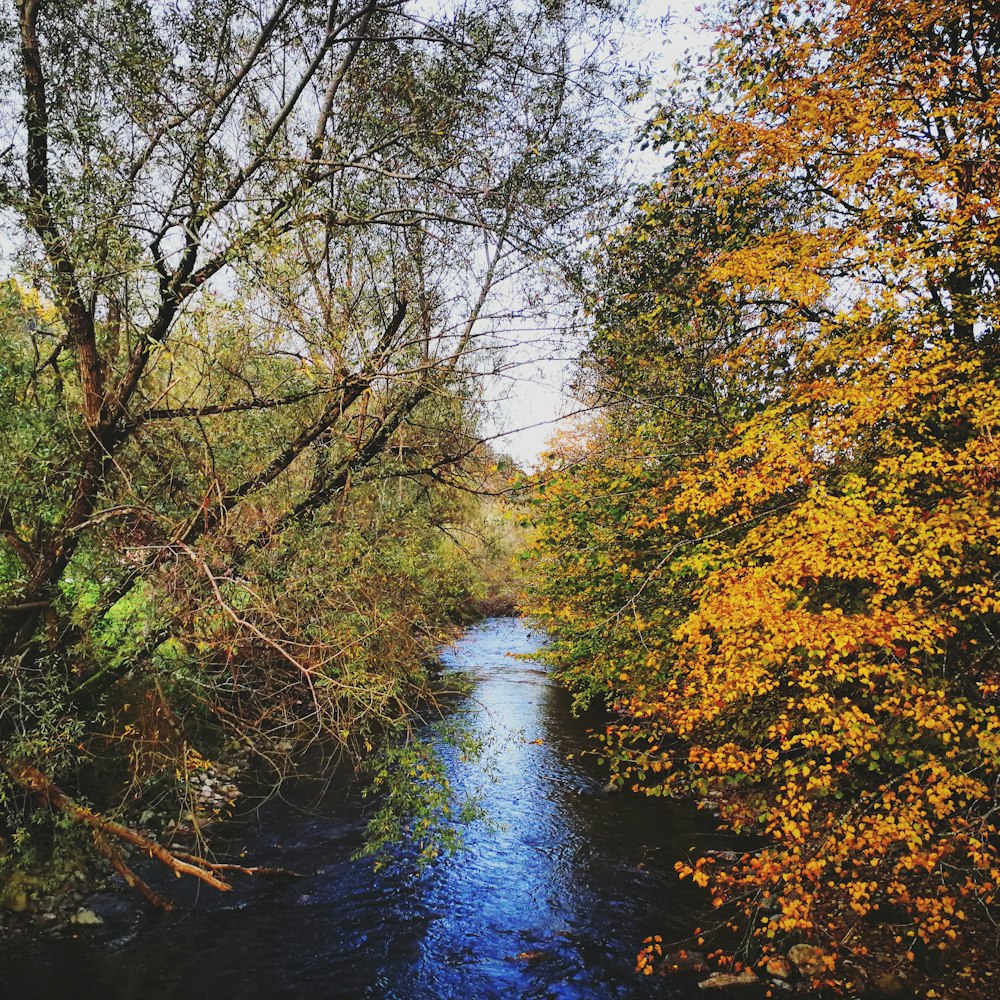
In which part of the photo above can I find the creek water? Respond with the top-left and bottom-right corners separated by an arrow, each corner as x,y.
0,617 -> 727,999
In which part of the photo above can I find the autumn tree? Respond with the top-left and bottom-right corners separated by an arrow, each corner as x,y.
529,1 -> 1000,994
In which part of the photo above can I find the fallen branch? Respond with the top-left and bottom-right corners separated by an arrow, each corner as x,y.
92,829 -> 174,911
5,762 -> 299,909
171,850 -> 304,880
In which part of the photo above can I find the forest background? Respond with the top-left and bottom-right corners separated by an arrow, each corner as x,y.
0,0 -> 638,910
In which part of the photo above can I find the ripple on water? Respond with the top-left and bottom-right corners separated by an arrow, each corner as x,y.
0,617 -> 720,1000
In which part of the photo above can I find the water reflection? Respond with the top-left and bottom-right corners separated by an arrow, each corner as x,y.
0,618 -> 717,999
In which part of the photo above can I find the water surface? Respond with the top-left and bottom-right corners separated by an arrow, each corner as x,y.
0,618 -> 722,998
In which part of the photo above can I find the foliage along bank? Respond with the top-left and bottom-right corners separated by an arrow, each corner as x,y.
0,273 -> 525,909
526,2 -> 1000,996
0,0 -> 613,914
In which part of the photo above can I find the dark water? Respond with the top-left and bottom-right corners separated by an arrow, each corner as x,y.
0,618 -> 724,999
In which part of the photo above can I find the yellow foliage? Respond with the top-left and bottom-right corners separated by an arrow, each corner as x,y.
528,1 -> 1000,993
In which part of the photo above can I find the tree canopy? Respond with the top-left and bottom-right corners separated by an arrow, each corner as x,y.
528,1 -> 1000,994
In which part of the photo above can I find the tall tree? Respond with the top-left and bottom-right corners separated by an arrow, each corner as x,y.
0,0 -> 624,896
529,2 -> 1000,994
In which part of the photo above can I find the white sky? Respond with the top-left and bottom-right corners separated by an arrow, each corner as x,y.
486,0 -> 714,468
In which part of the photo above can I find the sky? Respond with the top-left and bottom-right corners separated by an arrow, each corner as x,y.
486,0 -> 714,468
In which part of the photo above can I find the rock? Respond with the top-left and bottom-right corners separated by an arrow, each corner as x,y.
875,972 -> 909,998
1,887 -> 28,913
70,908 -> 104,926
788,943 -> 826,977
659,950 -> 710,975
0,872 -> 33,913
765,956 -> 793,980
600,780 -> 620,795
698,970 -> 759,989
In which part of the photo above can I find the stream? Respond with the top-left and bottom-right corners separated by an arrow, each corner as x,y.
0,618 -> 726,999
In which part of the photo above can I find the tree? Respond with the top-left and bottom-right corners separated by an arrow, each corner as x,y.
0,0 -> 623,900
529,2 -> 1000,993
